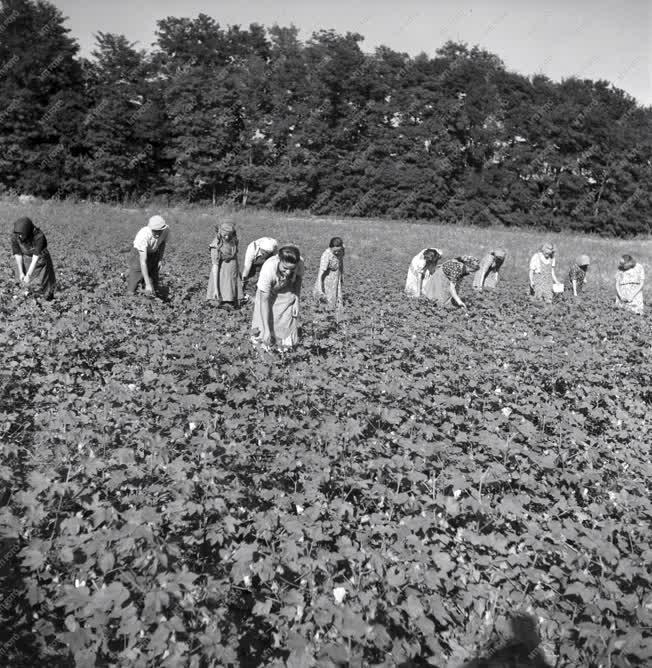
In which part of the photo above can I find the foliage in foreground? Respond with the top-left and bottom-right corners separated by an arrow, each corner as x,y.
0,206 -> 650,667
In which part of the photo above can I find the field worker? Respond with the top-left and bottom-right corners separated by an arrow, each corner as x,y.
251,245 -> 304,350
242,237 -> 278,293
11,217 -> 56,300
615,254 -> 645,314
314,236 -> 345,312
473,248 -> 507,290
128,214 -> 169,296
422,255 -> 480,307
529,242 -> 561,302
206,221 -> 242,308
565,254 -> 590,297
405,248 -> 441,298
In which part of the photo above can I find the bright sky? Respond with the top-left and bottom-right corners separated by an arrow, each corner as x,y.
53,0 -> 651,106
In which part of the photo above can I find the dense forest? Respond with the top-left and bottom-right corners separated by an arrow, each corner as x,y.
0,0 -> 651,235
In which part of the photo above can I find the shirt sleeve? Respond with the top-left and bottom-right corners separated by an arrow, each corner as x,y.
411,252 -> 427,276
257,257 -> 277,293
32,232 -> 47,254
319,250 -> 330,273
529,254 -> 541,273
479,254 -> 493,276
551,257 -> 556,268
133,227 -> 151,253
209,237 -> 219,264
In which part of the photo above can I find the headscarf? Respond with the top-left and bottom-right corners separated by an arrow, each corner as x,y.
576,254 -> 590,267
460,255 -> 480,272
218,221 -> 236,236
540,242 -> 555,255
492,248 -> 507,259
212,221 -> 237,260
148,215 -> 168,231
13,217 -> 34,238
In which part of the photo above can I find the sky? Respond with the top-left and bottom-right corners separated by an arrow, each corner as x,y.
53,0 -> 651,107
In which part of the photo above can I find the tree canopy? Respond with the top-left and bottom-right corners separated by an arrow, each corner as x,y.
1,0 -> 650,235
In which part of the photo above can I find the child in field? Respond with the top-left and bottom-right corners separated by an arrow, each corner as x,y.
251,245 -> 304,350
615,254 -> 645,314
11,217 -> 56,300
565,254 -> 590,296
206,221 -> 242,308
473,249 -> 507,290
127,215 -> 169,297
529,243 -> 561,302
314,237 -> 345,317
405,248 -> 441,298
422,255 -> 480,307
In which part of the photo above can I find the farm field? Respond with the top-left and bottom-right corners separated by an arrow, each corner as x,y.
0,200 -> 650,668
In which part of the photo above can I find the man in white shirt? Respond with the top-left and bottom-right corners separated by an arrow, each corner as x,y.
242,237 -> 278,292
127,215 -> 170,296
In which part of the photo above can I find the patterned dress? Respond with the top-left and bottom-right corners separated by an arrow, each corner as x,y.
565,264 -> 587,295
11,228 -> 56,299
529,252 -> 555,302
314,248 -> 343,311
206,237 -> 242,303
616,264 -> 645,314
251,256 -> 304,348
422,259 -> 465,305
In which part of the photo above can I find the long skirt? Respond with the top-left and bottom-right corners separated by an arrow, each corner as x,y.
422,268 -> 454,306
206,259 -> 242,303
251,289 -> 299,348
18,251 -> 56,299
127,248 -> 161,294
616,284 -> 644,314
314,268 -> 343,314
532,266 -> 554,302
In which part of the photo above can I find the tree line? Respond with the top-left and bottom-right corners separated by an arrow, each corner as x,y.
1,0 -> 651,236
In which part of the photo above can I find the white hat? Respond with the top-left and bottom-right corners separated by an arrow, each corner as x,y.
148,215 -> 168,231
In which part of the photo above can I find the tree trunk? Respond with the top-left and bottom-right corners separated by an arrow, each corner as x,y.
593,175 -> 607,218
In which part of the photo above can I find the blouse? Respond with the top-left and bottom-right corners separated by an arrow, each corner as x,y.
12,228 -> 47,256
257,255 -> 304,294
133,227 -> 169,254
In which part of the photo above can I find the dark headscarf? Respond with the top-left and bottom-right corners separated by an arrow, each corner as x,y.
13,217 -> 34,238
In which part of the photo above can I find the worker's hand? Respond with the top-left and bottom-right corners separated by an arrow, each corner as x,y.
21,274 -> 30,284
